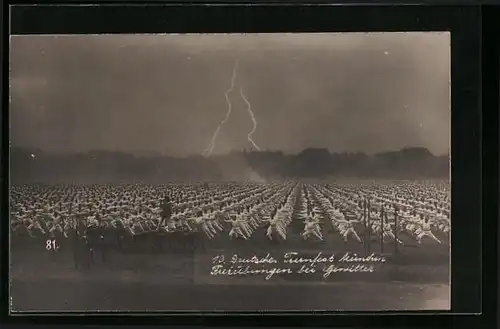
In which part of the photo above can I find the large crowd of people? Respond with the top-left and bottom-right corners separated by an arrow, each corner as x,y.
10,181 -> 451,250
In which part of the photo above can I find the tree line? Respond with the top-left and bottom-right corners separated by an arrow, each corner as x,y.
10,147 -> 449,183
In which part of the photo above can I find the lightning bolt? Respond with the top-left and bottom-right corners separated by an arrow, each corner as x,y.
239,87 -> 261,151
203,61 -> 238,157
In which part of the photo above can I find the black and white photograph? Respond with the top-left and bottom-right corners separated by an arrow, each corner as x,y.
9,32 -> 451,312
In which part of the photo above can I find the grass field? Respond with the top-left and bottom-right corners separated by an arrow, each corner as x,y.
10,181 -> 451,312
10,226 -> 450,312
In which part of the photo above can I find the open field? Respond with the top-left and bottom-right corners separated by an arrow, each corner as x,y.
10,234 -> 450,311
10,247 -> 450,312
10,181 -> 450,312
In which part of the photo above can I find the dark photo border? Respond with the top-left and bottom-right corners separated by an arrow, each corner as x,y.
481,4 -> 499,329
3,3 -> 488,327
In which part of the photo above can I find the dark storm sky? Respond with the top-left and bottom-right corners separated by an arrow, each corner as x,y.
10,33 -> 450,156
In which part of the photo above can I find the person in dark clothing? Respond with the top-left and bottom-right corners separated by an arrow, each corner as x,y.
71,225 -> 82,270
156,196 -> 172,231
72,215 -> 90,270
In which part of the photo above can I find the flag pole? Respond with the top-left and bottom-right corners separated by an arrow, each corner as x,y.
367,199 -> 371,254
362,199 -> 365,254
394,205 -> 399,256
380,203 -> 384,254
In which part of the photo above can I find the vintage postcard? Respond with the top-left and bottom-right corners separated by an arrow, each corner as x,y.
9,32 -> 451,312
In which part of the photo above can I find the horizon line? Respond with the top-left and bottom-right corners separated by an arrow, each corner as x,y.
10,146 -> 449,158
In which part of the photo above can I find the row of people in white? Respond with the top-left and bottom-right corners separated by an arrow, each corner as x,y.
11,182 -> 449,247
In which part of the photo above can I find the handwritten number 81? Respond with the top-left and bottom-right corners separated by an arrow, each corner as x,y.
46,239 -> 59,251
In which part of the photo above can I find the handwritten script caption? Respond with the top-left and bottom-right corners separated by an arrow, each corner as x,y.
210,252 -> 386,280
